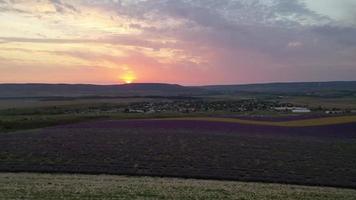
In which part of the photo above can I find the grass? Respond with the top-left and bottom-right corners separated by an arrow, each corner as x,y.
0,112 -> 204,133
1,98 -> 355,133
0,173 -> 355,200
159,115 -> 356,127
1,96 -> 355,133
282,96 -> 356,109
0,114 -> 104,133
0,98 -> 154,110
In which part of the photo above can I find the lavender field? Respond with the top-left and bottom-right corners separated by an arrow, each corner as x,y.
1,119 -> 356,189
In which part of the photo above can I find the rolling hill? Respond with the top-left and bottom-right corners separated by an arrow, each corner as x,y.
1,81 -> 356,98
202,81 -> 356,97
0,83 -> 206,98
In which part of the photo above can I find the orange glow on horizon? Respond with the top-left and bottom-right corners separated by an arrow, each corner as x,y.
120,70 -> 137,84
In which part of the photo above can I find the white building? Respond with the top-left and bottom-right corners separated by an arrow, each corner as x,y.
325,110 -> 343,114
292,108 -> 311,113
274,107 -> 311,113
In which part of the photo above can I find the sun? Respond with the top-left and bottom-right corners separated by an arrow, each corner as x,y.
120,70 -> 136,84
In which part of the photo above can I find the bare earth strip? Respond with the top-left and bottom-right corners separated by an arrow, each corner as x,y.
0,173 -> 356,200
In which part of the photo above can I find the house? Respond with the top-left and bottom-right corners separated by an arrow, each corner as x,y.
325,110 -> 343,114
145,110 -> 156,114
125,109 -> 145,113
274,107 -> 294,111
274,107 -> 311,113
292,108 -> 311,113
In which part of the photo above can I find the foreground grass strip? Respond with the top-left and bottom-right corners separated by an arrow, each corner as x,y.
158,115 -> 356,127
0,173 -> 355,200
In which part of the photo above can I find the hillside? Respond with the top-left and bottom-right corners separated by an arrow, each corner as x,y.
1,81 -> 356,98
203,81 -> 356,97
0,83 -> 205,98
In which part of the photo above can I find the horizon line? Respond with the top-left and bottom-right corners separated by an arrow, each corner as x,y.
0,80 -> 356,87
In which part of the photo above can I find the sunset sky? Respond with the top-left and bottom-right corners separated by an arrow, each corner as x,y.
0,0 -> 355,85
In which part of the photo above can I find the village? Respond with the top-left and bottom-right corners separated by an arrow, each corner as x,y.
123,99 -> 355,115
58,99 -> 356,116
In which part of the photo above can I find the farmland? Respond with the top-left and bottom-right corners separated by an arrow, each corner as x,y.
1,119 -> 356,189
2,0 -> 356,196
1,95 -> 356,133
1,173 -> 356,200
0,83 -> 356,199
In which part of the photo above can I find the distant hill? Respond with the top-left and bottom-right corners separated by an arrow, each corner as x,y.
202,81 -> 356,97
0,83 -> 206,98
1,81 -> 356,98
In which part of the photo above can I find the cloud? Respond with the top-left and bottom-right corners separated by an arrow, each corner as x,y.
313,25 -> 356,46
0,36 -> 176,50
288,41 -> 303,48
49,0 -> 79,13
304,0 -> 356,26
0,0 -> 355,84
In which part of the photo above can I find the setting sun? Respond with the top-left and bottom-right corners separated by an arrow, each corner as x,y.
120,70 -> 136,84
1,1 -> 356,198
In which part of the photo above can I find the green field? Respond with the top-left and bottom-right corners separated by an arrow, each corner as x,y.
0,91 -> 356,199
0,98 -> 154,110
1,173 -> 356,200
282,96 -> 356,109
1,95 -> 356,133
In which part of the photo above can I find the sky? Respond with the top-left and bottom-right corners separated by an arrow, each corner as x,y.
0,0 -> 355,85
